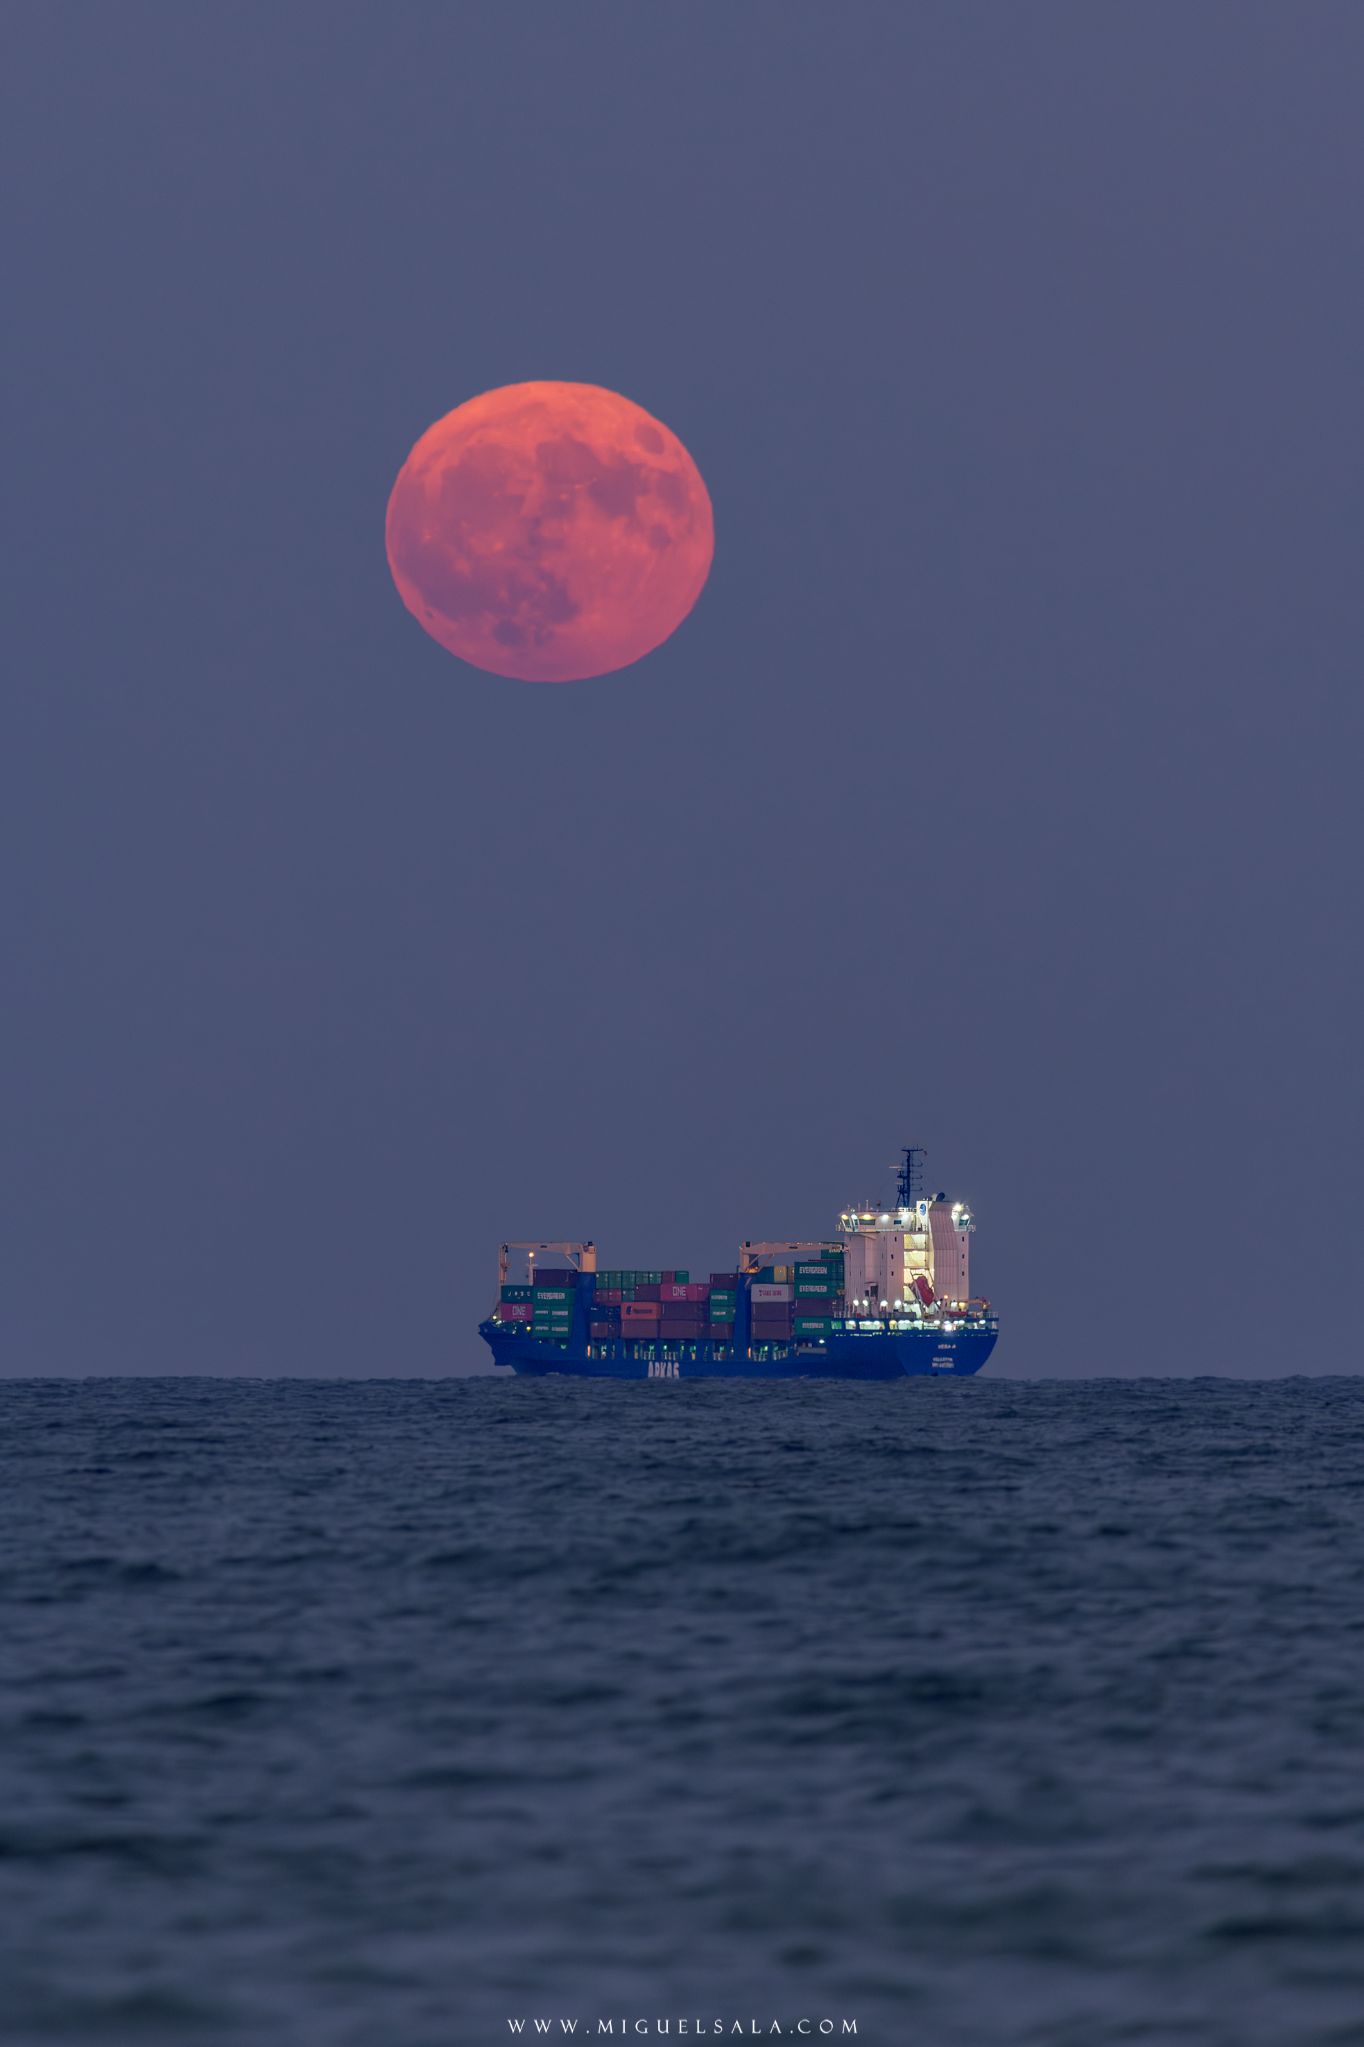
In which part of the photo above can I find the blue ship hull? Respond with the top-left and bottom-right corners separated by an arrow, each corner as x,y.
480,1320 -> 997,1380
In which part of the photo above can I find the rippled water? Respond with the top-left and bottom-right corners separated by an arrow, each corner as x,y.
3,1376 -> 1363,2046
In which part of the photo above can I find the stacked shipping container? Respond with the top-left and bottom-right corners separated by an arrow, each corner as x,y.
502,1248 -> 846,1350
708,1275 -> 737,1340
496,1280 -> 577,1343
531,1283 -> 574,1344
749,1250 -> 845,1342
791,1254 -> 844,1337
750,1279 -> 794,1342
497,1282 -> 535,1326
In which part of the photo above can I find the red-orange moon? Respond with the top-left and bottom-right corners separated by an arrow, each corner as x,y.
385,381 -> 714,682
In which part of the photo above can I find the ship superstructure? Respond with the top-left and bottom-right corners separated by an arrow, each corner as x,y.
838,1146 -> 976,1318
478,1148 -> 998,1380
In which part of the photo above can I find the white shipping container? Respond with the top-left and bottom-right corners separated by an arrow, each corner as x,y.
750,1283 -> 793,1302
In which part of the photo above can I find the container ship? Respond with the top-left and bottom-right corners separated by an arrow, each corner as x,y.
479,1148 -> 998,1380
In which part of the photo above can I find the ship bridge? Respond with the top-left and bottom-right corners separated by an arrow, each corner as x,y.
839,1147 -> 975,1313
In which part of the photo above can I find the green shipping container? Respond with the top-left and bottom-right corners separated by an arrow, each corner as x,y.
674,1270 -> 689,1283
709,1293 -> 737,1314
795,1279 -> 838,1297
795,1317 -> 833,1335
501,1285 -> 534,1302
532,1288 -> 574,1303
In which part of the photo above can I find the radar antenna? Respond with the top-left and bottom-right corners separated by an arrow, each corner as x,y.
895,1147 -> 926,1208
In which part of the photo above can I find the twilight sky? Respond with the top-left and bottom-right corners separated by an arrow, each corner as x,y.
5,2 -> 1361,1377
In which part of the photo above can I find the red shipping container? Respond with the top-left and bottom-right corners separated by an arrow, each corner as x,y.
589,1322 -> 616,1339
634,1284 -> 661,1302
594,1288 -> 623,1305
661,1282 -> 709,1302
532,1269 -> 579,1285
497,1302 -> 533,1323
752,1308 -> 794,1326
707,1322 -> 734,1340
660,1314 -> 704,1330
709,1273 -> 738,1287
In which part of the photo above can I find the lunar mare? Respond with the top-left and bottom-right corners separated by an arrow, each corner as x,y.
385,381 -> 714,682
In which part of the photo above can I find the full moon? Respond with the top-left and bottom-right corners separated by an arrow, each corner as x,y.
385,381 -> 714,683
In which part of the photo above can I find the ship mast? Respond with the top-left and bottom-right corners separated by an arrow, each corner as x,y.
896,1146 -> 926,1210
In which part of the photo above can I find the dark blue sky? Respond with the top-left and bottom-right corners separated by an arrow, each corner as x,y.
6,3 -> 1361,1376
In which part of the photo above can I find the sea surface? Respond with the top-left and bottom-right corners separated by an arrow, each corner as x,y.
2,1376 -> 1363,2047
